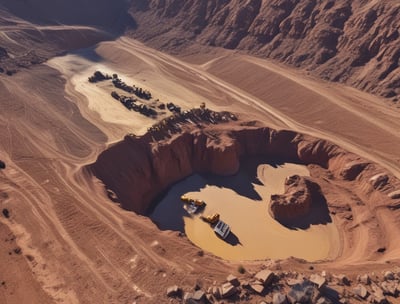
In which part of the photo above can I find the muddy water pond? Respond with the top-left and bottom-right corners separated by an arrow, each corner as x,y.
151,158 -> 340,261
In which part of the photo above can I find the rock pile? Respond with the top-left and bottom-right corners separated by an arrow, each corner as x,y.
269,175 -> 321,222
166,269 -> 400,303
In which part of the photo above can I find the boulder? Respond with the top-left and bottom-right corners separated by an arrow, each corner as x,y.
211,286 -> 221,299
358,274 -> 371,285
287,281 -> 319,304
316,297 -> 332,304
166,285 -> 181,297
183,291 -> 206,304
220,282 -> 238,298
249,282 -> 264,294
380,281 -> 397,296
335,274 -> 350,286
353,284 -> 369,299
227,274 -> 240,287
255,269 -> 275,286
371,285 -> 387,304
192,290 -> 205,301
273,292 -> 288,304
383,271 -> 395,281
310,274 -> 327,289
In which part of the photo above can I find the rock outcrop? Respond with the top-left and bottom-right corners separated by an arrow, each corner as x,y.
129,0 -> 400,100
269,175 -> 321,222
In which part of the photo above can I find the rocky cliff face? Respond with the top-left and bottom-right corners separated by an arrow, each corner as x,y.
129,0 -> 400,100
89,119 -> 400,218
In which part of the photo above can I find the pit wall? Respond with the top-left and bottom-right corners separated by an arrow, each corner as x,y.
89,125 -> 400,215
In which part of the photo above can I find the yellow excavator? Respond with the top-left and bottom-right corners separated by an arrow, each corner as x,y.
180,195 -> 205,206
200,213 -> 220,224
180,195 -> 206,214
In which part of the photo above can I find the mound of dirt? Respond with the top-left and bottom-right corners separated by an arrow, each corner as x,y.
129,0 -> 400,100
269,175 -> 320,222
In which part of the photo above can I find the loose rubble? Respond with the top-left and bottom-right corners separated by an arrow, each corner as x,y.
163,268 -> 400,303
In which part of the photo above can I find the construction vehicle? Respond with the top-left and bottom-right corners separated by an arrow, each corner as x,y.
200,213 -> 220,224
213,220 -> 231,239
180,195 -> 206,214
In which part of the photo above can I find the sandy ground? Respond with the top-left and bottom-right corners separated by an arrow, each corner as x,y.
1,36 -> 400,303
152,161 -> 339,261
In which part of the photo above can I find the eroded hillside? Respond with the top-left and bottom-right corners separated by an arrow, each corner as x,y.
129,0 -> 400,100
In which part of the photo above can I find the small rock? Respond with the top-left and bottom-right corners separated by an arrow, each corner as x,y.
211,286 -> 221,299
358,274 -> 371,285
317,297 -> 332,304
388,190 -> 400,199
287,278 -> 304,286
220,282 -> 237,298
372,285 -> 387,304
377,247 -> 386,253
273,292 -> 288,304
166,285 -> 181,297
336,274 -> 350,286
353,284 -> 369,299
192,290 -> 205,301
250,282 -> 264,294
227,274 -> 240,287
255,269 -> 275,286
310,274 -> 327,289
183,292 -> 193,303
2,208 -> 10,219
380,281 -> 397,296
384,271 -> 395,281
287,281 -> 319,304
0,160 -> 5,169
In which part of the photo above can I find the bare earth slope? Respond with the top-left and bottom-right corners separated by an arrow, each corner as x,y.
0,0 -> 134,74
129,0 -> 400,100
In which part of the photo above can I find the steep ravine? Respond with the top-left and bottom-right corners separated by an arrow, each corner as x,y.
129,0 -> 400,100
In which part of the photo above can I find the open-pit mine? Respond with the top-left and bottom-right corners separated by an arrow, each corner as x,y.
1,1 -> 400,303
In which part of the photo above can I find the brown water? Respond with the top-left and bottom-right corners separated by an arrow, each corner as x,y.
151,159 -> 340,261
